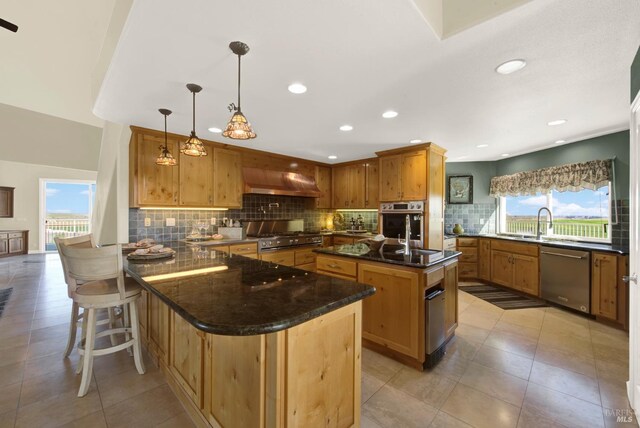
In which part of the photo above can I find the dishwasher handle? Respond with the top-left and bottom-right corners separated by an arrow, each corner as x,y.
540,250 -> 586,259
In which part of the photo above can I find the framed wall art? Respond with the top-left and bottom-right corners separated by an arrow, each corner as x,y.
448,175 -> 473,204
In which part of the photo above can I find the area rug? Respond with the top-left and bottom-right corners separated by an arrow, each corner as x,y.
459,284 -> 547,310
0,287 -> 13,318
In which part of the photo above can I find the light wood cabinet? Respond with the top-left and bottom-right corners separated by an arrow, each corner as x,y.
592,252 -> 619,320
179,143 -> 213,207
228,243 -> 258,259
490,241 -> 539,296
316,254 -> 358,279
365,160 -> 379,208
478,238 -> 491,281
513,254 -> 539,295
457,238 -> 478,279
379,155 -> 401,201
379,150 -> 427,201
332,159 -> 378,209
134,133 -> 180,206
170,312 -> 205,407
148,292 -> 170,364
333,235 -> 356,246
491,250 -> 514,287
137,290 -> 149,346
213,148 -> 243,208
315,166 -> 332,209
332,165 -> 351,209
359,262 -> 420,360
260,250 -> 295,266
443,260 -> 458,339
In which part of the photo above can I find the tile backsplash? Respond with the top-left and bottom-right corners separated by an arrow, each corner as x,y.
445,202 -> 497,235
611,199 -> 629,248
129,194 -> 379,242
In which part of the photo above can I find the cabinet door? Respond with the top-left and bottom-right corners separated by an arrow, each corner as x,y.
365,160 -> 379,209
478,239 -> 491,281
137,134 -> 179,206
137,290 -> 149,345
379,155 -> 401,201
332,166 -> 350,208
260,250 -> 295,266
148,293 -> 170,363
8,237 -> 23,253
592,253 -> 618,319
401,151 -> 427,200
358,263 -> 420,359
444,260 -> 458,339
0,239 -> 7,256
349,164 -> 366,208
213,148 -> 243,208
513,254 -> 539,296
333,236 -> 355,246
179,143 -> 213,206
491,250 -> 513,287
170,312 -> 204,407
315,166 -> 332,209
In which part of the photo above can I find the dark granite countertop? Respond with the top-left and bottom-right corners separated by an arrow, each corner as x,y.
314,243 -> 461,269
454,233 -> 628,255
124,242 -> 375,336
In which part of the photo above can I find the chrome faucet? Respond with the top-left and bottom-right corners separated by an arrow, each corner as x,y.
404,214 -> 411,255
536,207 -> 553,240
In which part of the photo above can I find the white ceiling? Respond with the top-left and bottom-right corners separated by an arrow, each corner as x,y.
94,0 -> 640,163
0,0 -> 115,127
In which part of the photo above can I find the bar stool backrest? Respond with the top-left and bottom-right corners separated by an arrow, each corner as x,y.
54,234 -> 96,297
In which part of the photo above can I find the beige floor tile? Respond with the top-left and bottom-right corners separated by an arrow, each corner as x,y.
529,361 -> 601,405
362,347 -> 404,383
538,329 -> 594,357
15,385 -> 102,428
25,336 -> 67,361
467,299 -> 505,316
483,330 -> 538,359
0,382 -> 21,416
19,367 -> 88,408
362,371 -> 385,404
388,366 -> 456,409
361,414 -> 384,428
363,385 -> 438,428
599,377 -> 633,410
0,324 -> 32,344
0,410 -> 16,428
459,309 -> 501,331
545,307 -> 590,327
516,406 -> 566,428
597,359 -> 630,384
444,335 -> 482,361
155,412 -> 197,428
493,319 -> 541,340
429,411 -> 473,428
431,353 -> 471,381
472,344 -> 533,380
534,342 -> 597,378
440,383 -> 520,428
58,410 -> 107,428
0,361 -> 24,389
29,313 -> 69,330
542,311 -> 591,339
500,311 -> 544,330
522,382 -> 605,428
95,364 -> 166,408
454,323 -> 491,343
28,323 -> 70,345
23,352 -> 80,380
459,361 -> 528,407
103,384 -> 185,428
0,345 -> 28,369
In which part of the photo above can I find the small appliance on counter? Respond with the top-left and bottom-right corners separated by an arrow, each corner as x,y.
218,226 -> 246,240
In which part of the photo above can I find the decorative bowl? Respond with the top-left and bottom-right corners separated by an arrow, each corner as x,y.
358,238 -> 385,252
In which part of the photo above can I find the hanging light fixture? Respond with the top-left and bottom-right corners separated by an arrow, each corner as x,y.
181,83 -> 208,157
156,109 -> 177,166
223,41 -> 256,140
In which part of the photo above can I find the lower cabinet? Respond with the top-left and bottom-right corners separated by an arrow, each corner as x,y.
358,262 -> 420,360
260,246 -> 318,269
592,252 -> 628,327
170,311 -> 205,407
0,231 -> 28,258
489,241 -> 539,296
443,260 -> 458,339
478,238 -> 491,281
333,236 -> 356,246
148,293 -> 170,363
260,250 -> 295,266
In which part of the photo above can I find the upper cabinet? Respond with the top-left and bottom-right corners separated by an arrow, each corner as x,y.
332,159 -> 378,209
315,166 -> 332,209
364,159 -> 379,209
129,128 -> 243,209
379,150 -> 427,201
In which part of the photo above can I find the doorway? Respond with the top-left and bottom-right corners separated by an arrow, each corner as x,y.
629,91 -> 640,412
39,179 -> 96,252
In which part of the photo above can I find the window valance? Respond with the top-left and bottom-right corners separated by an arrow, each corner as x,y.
489,159 -> 612,197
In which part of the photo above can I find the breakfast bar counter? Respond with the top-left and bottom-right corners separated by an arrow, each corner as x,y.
124,242 -> 374,428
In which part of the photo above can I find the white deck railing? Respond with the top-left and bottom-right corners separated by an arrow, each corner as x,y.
45,218 -> 91,247
505,220 -> 608,239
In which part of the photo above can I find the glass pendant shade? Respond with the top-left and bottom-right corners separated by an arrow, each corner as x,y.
222,110 -> 256,140
181,83 -> 208,157
156,108 -> 177,166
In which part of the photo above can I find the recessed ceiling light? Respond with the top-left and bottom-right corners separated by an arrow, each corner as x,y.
547,119 -> 567,126
409,139 -> 422,144
208,127 -> 222,133
288,83 -> 307,94
495,59 -> 527,75
501,153 -> 510,157
339,125 -> 353,131
477,144 -> 489,148
328,155 -> 337,160
382,110 -> 398,118
555,139 -> 566,144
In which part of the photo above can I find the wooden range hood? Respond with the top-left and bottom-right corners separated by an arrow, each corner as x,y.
242,167 -> 322,198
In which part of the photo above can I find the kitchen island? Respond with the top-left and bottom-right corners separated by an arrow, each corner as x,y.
125,242 -> 375,428
314,243 -> 461,370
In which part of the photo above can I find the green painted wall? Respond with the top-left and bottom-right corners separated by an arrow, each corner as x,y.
445,161 -> 496,204
632,44 -> 640,102
447,131 -> 630,201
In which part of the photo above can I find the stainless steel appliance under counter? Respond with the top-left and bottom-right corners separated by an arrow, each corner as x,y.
540,246 -> 591,313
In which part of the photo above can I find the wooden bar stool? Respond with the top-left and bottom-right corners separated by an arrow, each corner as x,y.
54,235 -> 120,358
57,242 -> 145,397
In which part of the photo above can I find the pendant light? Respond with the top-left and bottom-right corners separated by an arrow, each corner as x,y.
156,109 -> 177,166
181,83 -> 208,157
223,41 -> 256,140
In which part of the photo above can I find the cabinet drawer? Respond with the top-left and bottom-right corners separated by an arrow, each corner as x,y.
0,233 -> 8,240
228,243 -> 258,256
294,248 -> 317,266
260,251 -> 295,266
459,262 -> 478,277
491,240 -> 538,257
317,256 -> 357,278
8,233 -> 22,238
456,238 -> 477,247
296,262 -> 316,273
333,236 -> 356,246
458,247 -> 478,262
443,238 -> 456,250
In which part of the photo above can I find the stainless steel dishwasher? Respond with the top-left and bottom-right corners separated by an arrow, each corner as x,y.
540,246 -> 590,313
424,287 -> 446,368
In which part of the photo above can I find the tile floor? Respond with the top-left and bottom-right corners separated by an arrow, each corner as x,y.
0,253 -> 635,428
